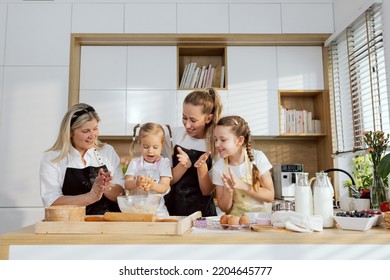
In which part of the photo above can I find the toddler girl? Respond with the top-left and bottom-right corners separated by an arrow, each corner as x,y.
125,123 -> 172,216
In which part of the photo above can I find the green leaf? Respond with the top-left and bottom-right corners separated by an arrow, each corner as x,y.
378,153 -> 390,178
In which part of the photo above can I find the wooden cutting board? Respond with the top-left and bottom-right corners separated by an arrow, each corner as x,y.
35,211 -> 201,235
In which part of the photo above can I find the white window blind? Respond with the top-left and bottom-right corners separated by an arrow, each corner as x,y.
328,3 -> 389,154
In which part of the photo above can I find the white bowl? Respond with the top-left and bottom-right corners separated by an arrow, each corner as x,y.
117,194 -> 162,214
333,215 -> 378,231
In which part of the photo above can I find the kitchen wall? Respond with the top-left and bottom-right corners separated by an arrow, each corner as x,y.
0,0 -> 384,234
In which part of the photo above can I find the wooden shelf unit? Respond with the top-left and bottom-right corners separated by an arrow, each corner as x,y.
177,45 -> 227,89
278,90 -> 326,137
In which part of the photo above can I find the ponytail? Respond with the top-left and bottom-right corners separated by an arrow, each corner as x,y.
164,124 -> 173,156
129,124 -> 141,158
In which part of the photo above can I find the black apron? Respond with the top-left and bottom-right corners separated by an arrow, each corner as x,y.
62,164 -> 120,215
164,145 -> 217,217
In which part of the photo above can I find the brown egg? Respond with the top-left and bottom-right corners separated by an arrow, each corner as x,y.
227,215 -> 240,226
239,212 -> 250,225
220,214 -> 230,229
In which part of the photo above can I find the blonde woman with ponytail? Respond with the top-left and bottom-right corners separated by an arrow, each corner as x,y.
212,115 -> 274,216
164,88 -> 224,217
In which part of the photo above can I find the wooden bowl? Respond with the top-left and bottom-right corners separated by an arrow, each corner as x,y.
45,205 -> 86,222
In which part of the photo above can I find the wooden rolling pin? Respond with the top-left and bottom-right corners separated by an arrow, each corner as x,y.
103,212 -> 157,222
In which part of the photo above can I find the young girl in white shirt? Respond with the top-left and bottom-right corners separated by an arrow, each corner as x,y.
125,122 -> 172,216
212,115 -> 275,216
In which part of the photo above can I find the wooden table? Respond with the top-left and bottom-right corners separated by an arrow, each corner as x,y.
1,224 -> 389,260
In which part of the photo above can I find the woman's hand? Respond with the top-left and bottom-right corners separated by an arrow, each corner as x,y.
176,147 -> 192,169
90,168 -> 112,201
194,151 -> 211,168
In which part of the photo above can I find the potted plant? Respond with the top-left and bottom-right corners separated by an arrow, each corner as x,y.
343,154 -> 373,198
363,130 -> 389,210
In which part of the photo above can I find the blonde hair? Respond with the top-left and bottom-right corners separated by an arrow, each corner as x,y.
183,88 -> 223,159
47,103 -> 103,163
217,115 -> 261,191
130,123 -> 172,158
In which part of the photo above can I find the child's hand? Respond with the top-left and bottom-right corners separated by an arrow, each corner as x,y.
194,151 -> 211,168
176,147 -> 192,169
136,175 -> 154,191
222,168 -> 249,192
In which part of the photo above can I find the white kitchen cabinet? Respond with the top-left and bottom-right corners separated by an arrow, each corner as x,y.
176,90 -> 229,128
79,90 -> 127,136
126,90 -> 178,135
5,3 -> 71,66
177,4 -> 229,34
229,4 -> 281,34
281,4 -> 334,34
277,46 -> 324,90
0,66 -> 69,207
72,3 -> 124,33
0,3 -> 6,66
227,90 -> 279,136
80,46 -> 127,90
227,46 -> 278,90
127,46 -> 176,90
0,67 -> 3,107
125,4 -> 176,33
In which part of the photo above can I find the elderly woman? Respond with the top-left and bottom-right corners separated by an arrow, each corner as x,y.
40,103 -> 124,215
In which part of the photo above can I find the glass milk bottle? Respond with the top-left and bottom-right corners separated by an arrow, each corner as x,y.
313,172 -> 334,228
294,172 -> 313,216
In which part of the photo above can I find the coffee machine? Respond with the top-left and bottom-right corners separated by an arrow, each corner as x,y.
273,164 -> 304,201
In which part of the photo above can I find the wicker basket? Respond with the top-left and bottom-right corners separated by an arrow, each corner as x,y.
384,212 -> 390,229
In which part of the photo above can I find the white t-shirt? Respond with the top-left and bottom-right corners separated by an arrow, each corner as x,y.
163,126 -> 207,166
40,144 -> 124,207
125,156 -> 172,182
211,149 -> 272,187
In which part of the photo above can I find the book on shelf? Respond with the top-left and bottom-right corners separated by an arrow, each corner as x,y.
280,106 -> 286,134
197,65 -> 206,88
220,66 -> 225,88
207,67 -> 215,88
179,63 -> 190,88
280,106 -> 321,135
184,62 -> 197,88
179,62 -> 226,89
204,64 -> 213,88
190,67 -> 200,88
313,119 -> 321,134
201,68 -> 208,88
213,65 -> 222,88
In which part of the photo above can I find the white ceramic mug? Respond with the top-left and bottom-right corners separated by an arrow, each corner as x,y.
339,195 -> 354,211
352,198 -> 370,211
